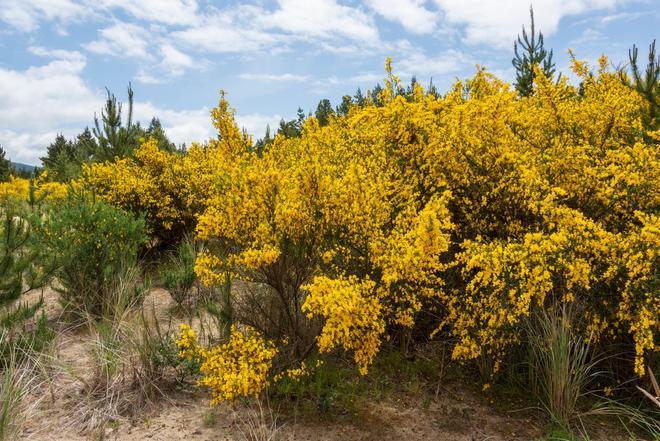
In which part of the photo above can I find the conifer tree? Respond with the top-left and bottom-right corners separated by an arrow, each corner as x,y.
427,78 -> 439,99
315,99 -> 334,126
370,84 -> 384,107
277,107 -> 307,138
145,117 -> 176,152
41,135 -> 77,181
253,124 -> 272,157
336,95 -> 353,116
625,39 -> 659,129
353,87 -> 366,107
0,146 -> 11,182
41,130 -> 96,181
405,76 -> 418,101
93,83 -> 141,162
512,7 -> 556,97
0,196 -> 49,330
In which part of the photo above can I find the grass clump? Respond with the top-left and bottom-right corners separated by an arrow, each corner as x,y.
0,334 -> 46,441
160,236 -> 197,310
72,268 -> 181,433
526,307 -> 601,432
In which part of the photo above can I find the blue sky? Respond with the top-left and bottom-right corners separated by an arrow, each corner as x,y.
0,0 -> 658,165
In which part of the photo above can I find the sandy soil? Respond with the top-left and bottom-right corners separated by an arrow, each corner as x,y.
15,288 -> 622,441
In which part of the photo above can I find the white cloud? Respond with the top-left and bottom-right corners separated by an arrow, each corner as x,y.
133,103 -> 280,145
348,72 -> 383,83
134,69 -> 166,85
85,21 -> 151,58
133,102 -> 213,145
366,0 -> 438,34
434,0 -> 621,48
0,50 -> 216,164
262,0 -> 379,43
0,129 -> 71,164
172,10 -> 283,53
96,0 -> 199,26
28,45 -> 86,61
0,53 -> 102,164
236,114 -> 283,140
239,73 -> 310,82
159,44 -> 196,76
0,0 -> 88,32
397,48 -> 473,77
600,11 -> 643,25
0,57 -> 99,132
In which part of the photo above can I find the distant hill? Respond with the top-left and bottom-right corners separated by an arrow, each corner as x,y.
11,162 -> 37,173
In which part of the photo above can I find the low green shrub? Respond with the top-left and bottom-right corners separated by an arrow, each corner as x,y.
38,194 -> 147,318
161,237 -> 197,309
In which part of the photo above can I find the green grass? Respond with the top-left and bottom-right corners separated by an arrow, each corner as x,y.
270,345 -> 448,421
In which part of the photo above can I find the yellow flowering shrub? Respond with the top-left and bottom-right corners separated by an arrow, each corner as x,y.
0,177 -> 29,200
195,74 -> 456,372
176,324 -> 278,404
81,139 -> 190,241
81,92 -> 253,243
104,55 -> 658,378
302,276 -> 385,374
0,176 -> 69,203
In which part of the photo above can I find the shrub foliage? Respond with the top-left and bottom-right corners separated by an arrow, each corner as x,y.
39,195 -> 147,317
83,56 -> 658,404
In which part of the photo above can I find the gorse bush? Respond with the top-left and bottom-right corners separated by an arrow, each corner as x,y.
86,55 -> 658,406
39,194 -> 147,317
82,137 -> 213,244
0,176 -> 68,205
176,324 -> 278,404
194,57 -> 658,380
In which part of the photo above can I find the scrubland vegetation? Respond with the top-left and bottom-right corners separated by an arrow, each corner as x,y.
0,18 -> 658,440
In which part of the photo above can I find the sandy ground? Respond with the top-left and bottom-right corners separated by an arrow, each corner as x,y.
15,288 -> 623,441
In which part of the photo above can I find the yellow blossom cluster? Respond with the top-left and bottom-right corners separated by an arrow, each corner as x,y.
176,324 -> 278,404
80,95 -> 253,243
0,176 -> 69,203
302,276 -> 385,374
81,139 -> 191,240
0,177 -> 29,200
98,56 -> 658,377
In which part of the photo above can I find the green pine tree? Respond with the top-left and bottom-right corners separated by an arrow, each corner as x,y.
405,76 -> 418,101
253,124 -> 273,157
315,99 -> 334,127
0,197 -> 50,331
0,146 -> 11,182
145,117 -> 176,152
370,84 -> 384,107
92,83 -> 142,162
624,39 -> 659,129
336,95 -> 353,116
41,135 -> 82,181
277,107 -> 307,138
427,78 -> 439,99
353,88 -> 366,107
512,7 -> 556,97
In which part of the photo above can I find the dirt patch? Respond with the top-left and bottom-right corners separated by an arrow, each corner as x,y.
16,288 -> 623,441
